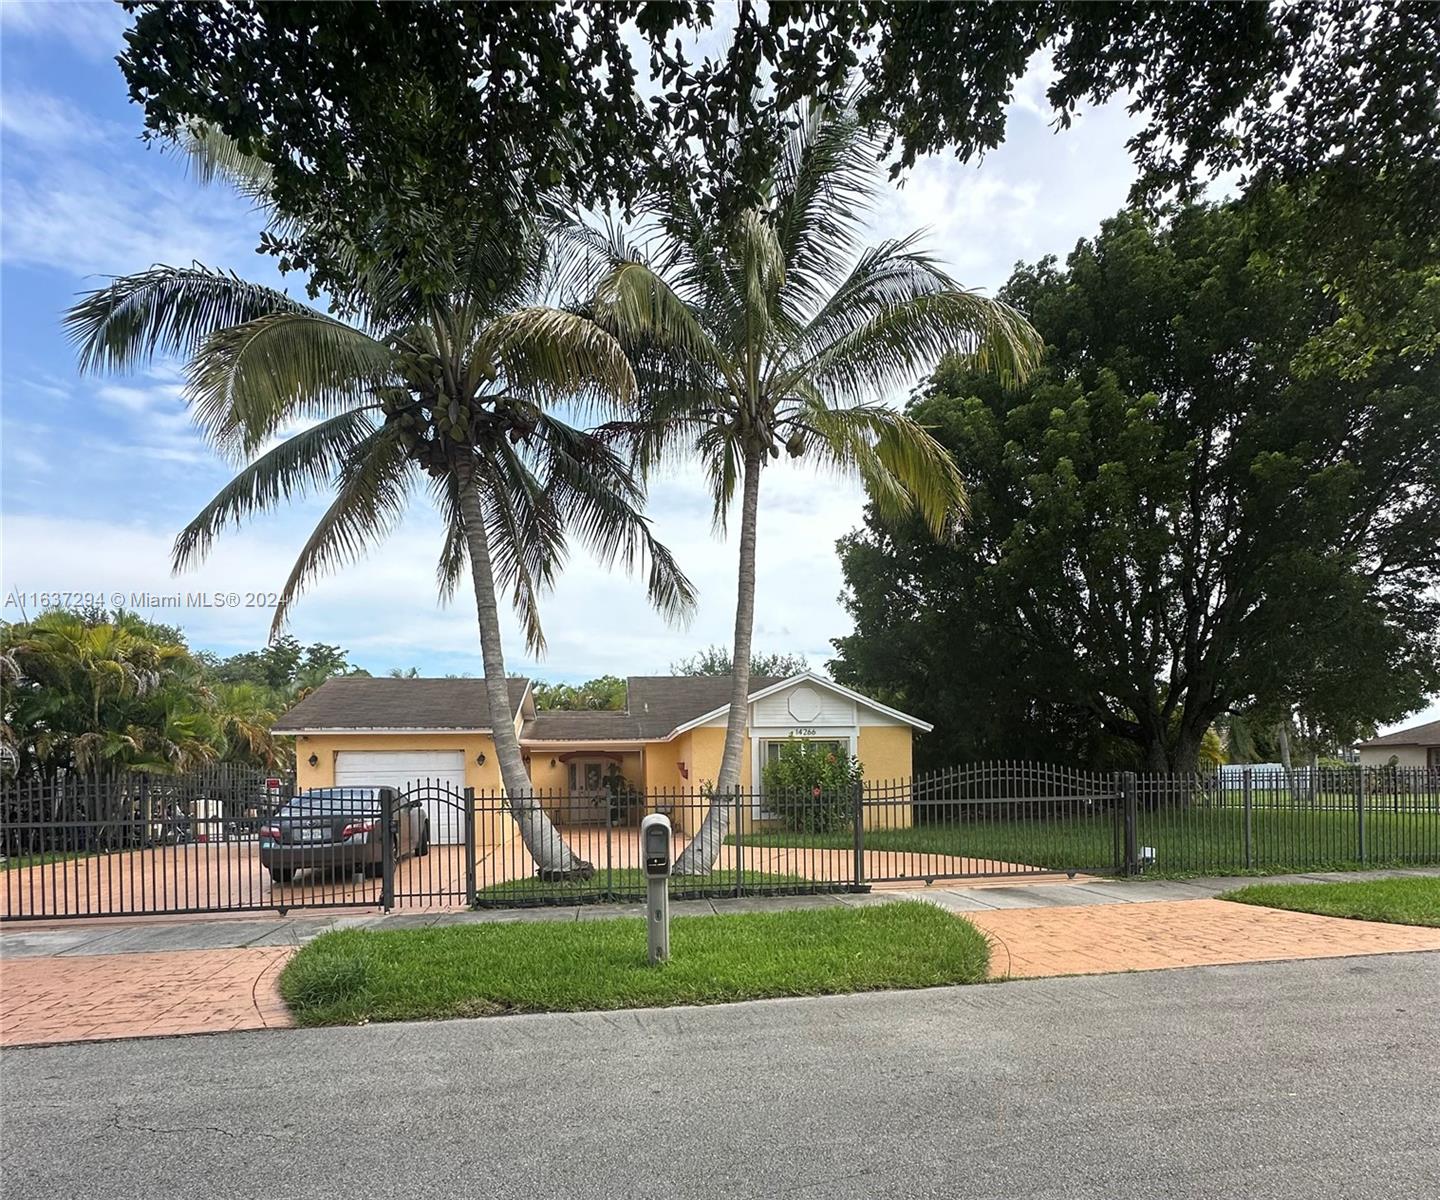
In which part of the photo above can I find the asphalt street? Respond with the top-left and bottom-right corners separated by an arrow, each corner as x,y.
2,952 -> 1437,1200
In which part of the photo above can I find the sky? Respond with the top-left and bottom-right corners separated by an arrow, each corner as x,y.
1,3 -> 1434,735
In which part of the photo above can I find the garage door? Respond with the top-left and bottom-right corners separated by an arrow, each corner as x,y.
333,751 -> 467,844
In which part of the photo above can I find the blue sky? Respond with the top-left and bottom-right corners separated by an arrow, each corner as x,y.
1,3 -> 1433,734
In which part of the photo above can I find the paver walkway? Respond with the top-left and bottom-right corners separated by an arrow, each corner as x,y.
2,869 -> 1436,1048
968,898 -> 1440,979
1,946 -> 293,1047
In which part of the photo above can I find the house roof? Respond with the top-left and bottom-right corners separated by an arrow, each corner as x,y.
272,677 -> 530,733
272,673 -> 932,740
522,677 -> 782,743
1357,718 -> 1440,748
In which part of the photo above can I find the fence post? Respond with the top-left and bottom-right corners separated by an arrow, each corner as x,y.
852,779 -> 866,892
380,786 -> 395,911
464,787 -> 477,908
733,786 -> 744,898
137,772 -> 149,851
605,789 -> 614,900
1356,766 -> 1367,865
1122,771 -> 1139,876
1243,767 -> 1253,871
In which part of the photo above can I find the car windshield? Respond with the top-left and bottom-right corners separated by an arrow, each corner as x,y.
281,791 -> 381,817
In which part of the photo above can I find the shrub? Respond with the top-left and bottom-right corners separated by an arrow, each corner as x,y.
761,739 -> 864,833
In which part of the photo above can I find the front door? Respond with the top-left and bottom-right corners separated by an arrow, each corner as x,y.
565,759 -> 612,824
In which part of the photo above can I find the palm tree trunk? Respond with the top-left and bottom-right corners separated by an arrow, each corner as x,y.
453,457 -> 592,880
673,443 -> 763,875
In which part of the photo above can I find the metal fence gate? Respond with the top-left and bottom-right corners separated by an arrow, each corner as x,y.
382,781 -> 477,910
4,762 -> 1438,920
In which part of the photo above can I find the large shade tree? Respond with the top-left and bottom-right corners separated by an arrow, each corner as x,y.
571,102 -> 1041,872
66,133 -> 696,878
117,2 -> 1438,331
832,198 -> 1440,771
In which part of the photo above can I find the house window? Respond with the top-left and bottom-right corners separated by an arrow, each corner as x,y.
761,739 -> 848,796
763,738 -> 845,770
1429,747 -> 1440,770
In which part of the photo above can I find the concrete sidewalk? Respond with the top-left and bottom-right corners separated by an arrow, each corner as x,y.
3,865 -> 1437,959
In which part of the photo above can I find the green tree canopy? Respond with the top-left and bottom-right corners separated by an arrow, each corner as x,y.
831,196 -> 1440,772
531,675 -> 628,711
0,611 -> 288,777
202,634 -> 367,692
117,3 -> 1438,315
670,646 -> 809,679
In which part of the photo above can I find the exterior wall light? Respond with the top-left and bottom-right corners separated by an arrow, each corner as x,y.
307,753 -> 318,767
476,752 -> 487,766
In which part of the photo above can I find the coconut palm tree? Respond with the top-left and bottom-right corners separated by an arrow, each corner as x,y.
66,133 -> 696,879
569,101 -> 1043,872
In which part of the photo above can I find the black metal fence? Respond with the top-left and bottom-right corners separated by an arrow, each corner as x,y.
3,763 -> 1437,920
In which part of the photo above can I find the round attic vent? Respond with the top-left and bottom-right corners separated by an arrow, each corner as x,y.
787,685 -> 822,723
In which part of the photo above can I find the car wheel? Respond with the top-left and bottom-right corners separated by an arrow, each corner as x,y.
417,822 -> 431,857
269,867 -> 293,885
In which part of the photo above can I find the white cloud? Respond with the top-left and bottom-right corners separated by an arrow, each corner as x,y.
0,1 -> 129,61
0,160 -> 260,279
0,450 -> 864,678
0,86 -> 123,145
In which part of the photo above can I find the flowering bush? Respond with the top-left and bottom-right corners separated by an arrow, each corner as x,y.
761,738 -> 864,833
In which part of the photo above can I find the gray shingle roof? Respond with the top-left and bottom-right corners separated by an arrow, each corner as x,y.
520,677 -> 781,742
272,677 -> 530,732
1358,718 -> 1440,748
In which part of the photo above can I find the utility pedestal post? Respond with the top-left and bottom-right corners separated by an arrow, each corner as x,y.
640,813 -> 673,964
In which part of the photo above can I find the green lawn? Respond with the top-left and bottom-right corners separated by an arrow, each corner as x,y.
729,806 -> 1440,879
473,867 -> 815,903
0,850 -> 93,872
278,901 -> 990,1026
1219,877 -> 1440,927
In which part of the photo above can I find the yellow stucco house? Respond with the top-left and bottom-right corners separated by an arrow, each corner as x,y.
272,672 -> 929,843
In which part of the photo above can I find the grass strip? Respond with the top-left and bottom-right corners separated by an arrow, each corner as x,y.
279,900 -> 989,1026
1219,876 -> 1440,927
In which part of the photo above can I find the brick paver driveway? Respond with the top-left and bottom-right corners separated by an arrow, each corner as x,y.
968,898 -> 1440,978
1,946 -> 294,1047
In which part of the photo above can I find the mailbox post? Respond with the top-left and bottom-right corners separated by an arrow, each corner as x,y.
640,813 -> 672,964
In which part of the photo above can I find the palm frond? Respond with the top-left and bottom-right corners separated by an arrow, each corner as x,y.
736,208 -> 785,356
637,166 -> 740,337
771,101 -> 878,322
67,265 -> 309,375
430,473 -> 469,604
793,286 -> 1043,404
172,409 -> 382,571
786,401 -> 967,539
477,447 -> 564,655
528,415 -> 698,625
178,122 -> 276,204
186,311 -> 396,459
592,260 -> 732,380
545,212 -> 640,308
267,426 -> 417,633
480,306 -> 637,417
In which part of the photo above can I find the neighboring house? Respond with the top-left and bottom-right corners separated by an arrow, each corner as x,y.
272,672 -> 929,842
1355,719 -> 1440,769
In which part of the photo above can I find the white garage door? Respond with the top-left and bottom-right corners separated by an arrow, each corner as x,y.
333,751 -> 467,844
